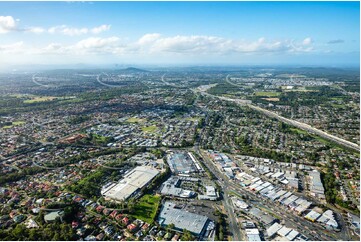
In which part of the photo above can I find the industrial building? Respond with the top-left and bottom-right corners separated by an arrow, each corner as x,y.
157,201 -> 210,236
101,166 -> 159,201
248,207 -> 275,226
245,228 -> 261,241
308,170 -> 326,200
266,222 -> 301,241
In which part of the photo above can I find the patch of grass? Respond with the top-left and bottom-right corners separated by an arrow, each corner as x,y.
132,194 -> 161,223
23,96 -> 57,103
289,128 -> 308,135
261,97 -> 280,102
126,117 -> 146,123
185,117 -> 200,122
142,125 -> 158,133
254,92 -> 280,97
229,190 -> 243,198
2,121 -> 25,129
91,134 -> 112,144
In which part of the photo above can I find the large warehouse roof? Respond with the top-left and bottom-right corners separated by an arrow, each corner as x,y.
158,202 -> 209,235
102,166 -> 159,201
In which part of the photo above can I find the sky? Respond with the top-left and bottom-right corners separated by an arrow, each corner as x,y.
0,1 -> 359,68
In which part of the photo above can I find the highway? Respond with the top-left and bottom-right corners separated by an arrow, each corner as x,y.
161,74 -> 359,151
197,90 -> 360,152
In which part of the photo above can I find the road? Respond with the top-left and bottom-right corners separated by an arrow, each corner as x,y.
193,146 -> 243,241
161,74 -> 358,151
196,90 -> 359,152
194,147 -> 351,241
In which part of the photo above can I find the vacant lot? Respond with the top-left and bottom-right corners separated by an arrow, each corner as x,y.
126,117 -> 146,123
132,194 -> 161,223
262,97 -> 280,102
254,92 -> 280,97
24,96 -> 57,103
142,125 -> 158,133
2,121 -> 25,129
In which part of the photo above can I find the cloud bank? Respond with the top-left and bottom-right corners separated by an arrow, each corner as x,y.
0,15 -> 111,35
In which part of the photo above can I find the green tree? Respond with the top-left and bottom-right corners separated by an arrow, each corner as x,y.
181,229 -> 194,241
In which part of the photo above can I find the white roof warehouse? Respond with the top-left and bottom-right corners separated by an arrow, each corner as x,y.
158,201 -> 209,236
101,166 -> 159,201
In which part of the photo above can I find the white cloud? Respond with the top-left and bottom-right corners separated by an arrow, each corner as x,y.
34,37 -> 121,55
75,37 -> 119,49
0,35 -> 315,60
0,41 -> 24,53
137,33 -> 161,45
91,24 -> 111,34
26,27 -> 46,34
0,16 -> 17,33
0,16 -> 111,36
135,34 -> 313,54
302,37 -> 313,45
48,24 -> 111,36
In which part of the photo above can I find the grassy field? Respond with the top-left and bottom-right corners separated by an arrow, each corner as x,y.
132,194 -> 161,223
185,117 -> 201,122
254,92 -> 280,97
126,117 -> 146,123
262,97 -> 280,102
24,96 -> 57,103
290,128 -> 309,135
2,121 -> 25,129
142,125 -> 158,133
282,86 -> 318,92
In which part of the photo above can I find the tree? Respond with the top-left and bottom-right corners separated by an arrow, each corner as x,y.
166,223 -> 175,232
181,229 -> 194,241
12,224 -> 27,239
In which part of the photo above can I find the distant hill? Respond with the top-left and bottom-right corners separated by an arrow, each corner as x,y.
122,67 -> 149,73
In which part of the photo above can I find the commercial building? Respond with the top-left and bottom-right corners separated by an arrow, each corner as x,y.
157,201 -> 210,236
316,210 -> 338,230
308,171 -> 325,200
167,152 -> 198,175
101,166 -> 159,201
160,176 -> 196,198
245,229 -> 261,241
232,198 -> 249,210
266,222 -> 283,238
198,186 -> 219,201
304,210 -> 321,222
249,207 -> 275,226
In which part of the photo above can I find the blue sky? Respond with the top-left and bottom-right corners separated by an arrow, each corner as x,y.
0,1 -> 359,67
